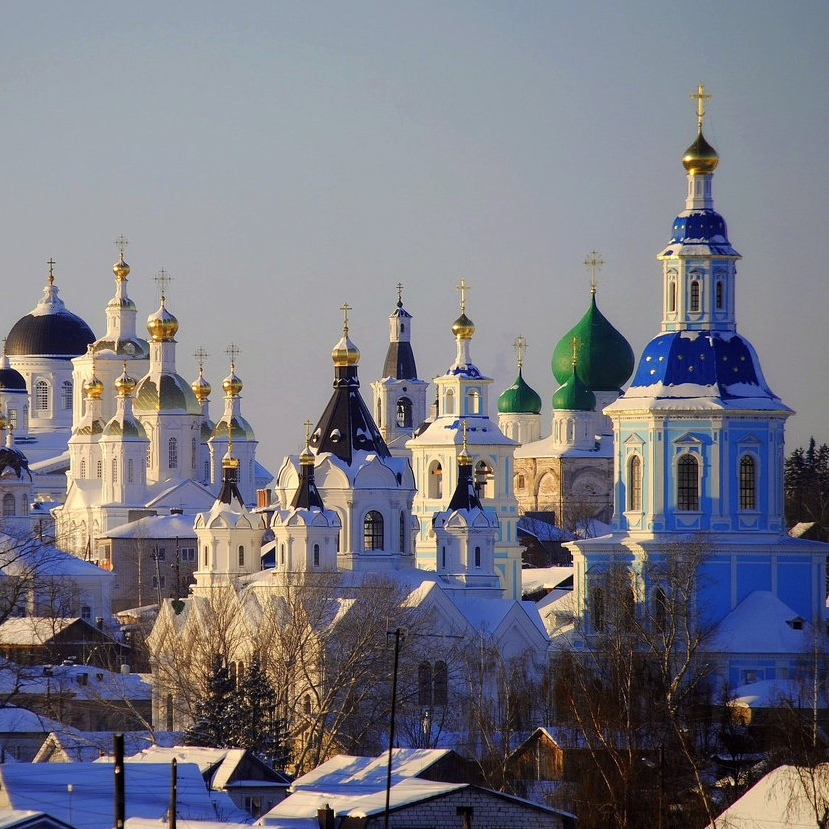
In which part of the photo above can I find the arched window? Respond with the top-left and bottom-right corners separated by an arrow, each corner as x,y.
474,546 -> 481,567
2,493 -> 15,517
364,511 -> 384,551
434,661 -> 448,706
418,661 -> 432,706
677,454 -> 700,511
396,397 -> 412,428
112,458 -> 118,483
204,460 -> 210,481
715,280 -> 724,309
238,545 -> 245,567
35,380 -> 49,412
467,390 -> 481,415
667,280 -> 676,312
80,459 -> 86,479
377,399 -> 382,428
739,455 -> 757,510
61,381 -> 72,410
475,461 -> 495,499
96,460 -> 102,479
592,586 -> 605,633
22,405 -> 28,428
128,458 -> 134,483
444,389 -> 455,415
191,437 -> 197,468
280,544 -> 285,566
399,511 -> 406,554
441,546 -> 446,568
168,437 -> 178,469
690,280 -> 701,312
516,474 -> 525,490
628,455 -> 642,511
428,461 -> 443,499
653,587 -> 668,631
313,544 -> 320,566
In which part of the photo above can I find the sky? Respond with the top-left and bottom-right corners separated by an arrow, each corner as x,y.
0,1 -> 827,476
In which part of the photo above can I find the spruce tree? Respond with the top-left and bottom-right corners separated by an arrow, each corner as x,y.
185,654 -> 238,747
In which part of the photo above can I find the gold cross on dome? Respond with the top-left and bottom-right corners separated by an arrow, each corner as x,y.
691,83 -> 712,132
303,419 -> 313,445
584,251 -> 604,295
114,234 -> 129,260
47,258 -> 56,285
396,282 -> 404,305
225,342 -> 240,370
340,302 -> 352,335
514,335 -> 527,370
194,346 -> 208,372
456,278 -> 470,313
154,268 -> 172,300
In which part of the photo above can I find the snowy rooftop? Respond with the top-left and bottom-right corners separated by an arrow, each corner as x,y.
102,514 -> 197,540
0,661 -> 151,702
522,567 -> 574,596
710,591 -> 810,654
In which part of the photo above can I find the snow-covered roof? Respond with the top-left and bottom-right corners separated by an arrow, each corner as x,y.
709,591 -> 810,654
102,514 -> 197,540
0,706 -> 64,735
0,762 -> 248,829
514,433 -> 612,460
34,729 -> 183,764
729,678 -> 827,709
0,536 -> 113,580
0,662 -> 151,702
522,567 -> 574,595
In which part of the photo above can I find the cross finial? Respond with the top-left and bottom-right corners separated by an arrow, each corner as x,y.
691,83 -> 712,132
47,258 -> 56,285
584,251 -> 604,295
194,346 -> 208,372
154,268 -> 172,301
514,335 -> 527,370
303,419 -> 313,446
225,342 -> 240,370
114,234 -> 129,261
462,419 -> 469,453
396,282 -> 404,307
456,278 -> 470,313
340,302 -> 352,336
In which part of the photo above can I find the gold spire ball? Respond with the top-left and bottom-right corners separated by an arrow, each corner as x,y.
191,347 -> 212,403
114,363 -> 137,397
147,270 -> 179,342
113,234 -> 131,281
682,83 -> 719,175
332,303 -> 361,367
222,343 -> 243,397
451,279 -> 475,340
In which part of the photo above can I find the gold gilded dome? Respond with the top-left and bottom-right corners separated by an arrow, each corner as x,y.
114,365 -> 137,397
222,370 -> 243,397
332,334 -> 360,367
682,130 -> 719,175
192,369 -> 212,403
113,256 -> 131,281
84,374 -> 105,400
452,312 -> 475,340
147,298 -> 179,342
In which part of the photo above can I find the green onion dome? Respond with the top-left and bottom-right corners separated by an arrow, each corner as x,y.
498,368 -> 542,414
553,363 -> 596,412
552,295 -> 634,392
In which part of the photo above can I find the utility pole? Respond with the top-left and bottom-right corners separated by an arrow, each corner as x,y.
384,628 -> 404,829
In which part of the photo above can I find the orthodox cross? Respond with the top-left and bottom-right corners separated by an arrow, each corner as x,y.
456,278 -> 470,313
47,258 -> 56,285
461,419 -> 470,453
396,282 -> 404,306
154,268 -> 172,301
303,419 -> 314,447
114,234 -> 129,260
226,342 -> 240,371
692,83 -> 711,132
514,335 -> 527,370
194,346 -> 208,373
584,251 -> 604,295
340,302 -> 352,335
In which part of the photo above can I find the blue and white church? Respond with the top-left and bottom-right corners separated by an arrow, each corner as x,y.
564,87 -> 828,689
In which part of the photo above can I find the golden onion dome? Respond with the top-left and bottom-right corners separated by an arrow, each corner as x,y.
113,257 -> 131,281
222,370 -> 243,397
299,442 -> 315,466
114,367 -> 137,397
452,312 -> 475,340
682,130 -> 719,175
222,449 -> 241,471
147,298 -> 179,342
192,370 -> 212,403
84,374 -> 105,400
332,334 -> 360,367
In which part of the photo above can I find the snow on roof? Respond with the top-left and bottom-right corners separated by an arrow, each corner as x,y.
120,745 -> 248,783
0,537 -> 113,580
102,514 -> 197,540
0,618 -> 79,645
790,521 -> 816,538
0,706 -> 64,734
125,821 -> 252,829
35,730 -> 183,764
729,678 -> 826,709
522,567 -> 574,595
0,663 -> 151,702
0,763 -> 231,829
709,764 -> 829,828
0,811 -> 74,829
710,591 -> 810,654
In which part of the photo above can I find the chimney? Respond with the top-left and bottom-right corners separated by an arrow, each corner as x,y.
317,804 -> 335,829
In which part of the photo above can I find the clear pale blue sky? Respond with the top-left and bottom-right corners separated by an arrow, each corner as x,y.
1,2 -> 827,475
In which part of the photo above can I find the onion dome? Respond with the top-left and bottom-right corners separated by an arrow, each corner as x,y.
552,295 -> 634,392
192,369 -> 211,403
291,428 -> 325,510
332,333 -> 360,367
682,130 -> 719,175
222,369 -> 243,397
447,424 -> 482,512
113,256 -> 130,281
553,361 -> 596,412
451,312 -> 475,341
6,271 -> 95,358
498,368 -> 542,415
114,365 -> 137,397
0,354 -> 26,392
135,374 -> 202,415
84,373 -> 105,400
147,298 -> 179,342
